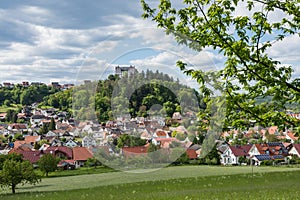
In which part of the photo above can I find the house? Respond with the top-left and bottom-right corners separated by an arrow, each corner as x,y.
41,108 -> 56,117
7,123 -> 28,133
248,142 -> 289,157
82,136 -> 97,147
221,145 -> 252,165
289,144 -> 300,158
3,82 -> 14,88
46,130 -> 57,137
30,114 -> 46,124
73,147 -> 93,168
62,84 -> 74,90
251,154 -> 285,166
248,142 -> 289,165
65,140 -> 78,148
24,135 -> 41,146
115,65 -> 136,77
9,149 -> 42,164
49,82 -> 61,89
13,140 -> 27,149
22,81 -> 29,87
45,146 -> 73,159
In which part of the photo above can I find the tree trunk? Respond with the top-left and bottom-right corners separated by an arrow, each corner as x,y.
46,172 -> 48,177
12,184 -> 15,194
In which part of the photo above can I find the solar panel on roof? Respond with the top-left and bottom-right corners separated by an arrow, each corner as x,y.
273,155 -> 284,159
255,154 -> 272,161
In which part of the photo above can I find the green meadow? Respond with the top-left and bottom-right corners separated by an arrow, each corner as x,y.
1,166 -> 300,199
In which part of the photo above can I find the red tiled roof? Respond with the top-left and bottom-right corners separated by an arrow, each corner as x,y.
229,145 -> 252,157
73,147 -> 93,161
21,151 -> 42,163
14,140 -> 26,149
9,123 -> 27,130
9,149 -> 41,164
45,146 -> 73,159
24,136 -> 40,144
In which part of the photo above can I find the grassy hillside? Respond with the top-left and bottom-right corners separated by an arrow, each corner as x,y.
1,165 -> 300,199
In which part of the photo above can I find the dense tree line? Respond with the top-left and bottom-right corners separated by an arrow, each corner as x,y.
43,70 -> 201,122
0,84 -> 59,106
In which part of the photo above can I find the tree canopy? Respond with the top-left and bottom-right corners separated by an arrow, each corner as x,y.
0,158 -> 40,194
38,153 -> 59,177
141,0 -> 300,131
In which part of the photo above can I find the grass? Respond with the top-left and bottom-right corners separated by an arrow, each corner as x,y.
35,166 -> 117,178
1,165 -> 300,199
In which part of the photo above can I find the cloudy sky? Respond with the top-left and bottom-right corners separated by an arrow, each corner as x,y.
0,0 -> 299,88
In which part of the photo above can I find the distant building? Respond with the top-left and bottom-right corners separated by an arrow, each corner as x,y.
3,82 -> 14,88
50,82 -> 61,89
63,84 -> 74,90
84,80 -> 92,85
22,81 -> 29,87
31,82 -> 44,86
115,65 -> 136,77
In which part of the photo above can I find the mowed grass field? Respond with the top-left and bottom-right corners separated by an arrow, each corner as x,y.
1,166 -> 300,199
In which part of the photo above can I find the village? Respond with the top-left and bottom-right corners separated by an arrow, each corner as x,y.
0,101 -> 300,169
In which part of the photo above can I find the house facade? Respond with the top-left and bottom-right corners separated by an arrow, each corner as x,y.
221,145 -> 252,165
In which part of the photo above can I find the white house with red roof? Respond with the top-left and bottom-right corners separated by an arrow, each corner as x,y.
221,145 -> 252,165
73,147 -> 93,168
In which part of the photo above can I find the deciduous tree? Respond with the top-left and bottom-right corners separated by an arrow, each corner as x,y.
141,0 -> 300,130
38,153 -> 59,177
0,159 -> 40,194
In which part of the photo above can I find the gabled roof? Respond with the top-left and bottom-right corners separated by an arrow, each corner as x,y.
291,144 -> 300,154
21,150 -> 42,163
253,142 -> 288,156
9,123 -> 27,130
14,140 -> 26,149
229,145 -> 252,157
73,147 -> 93,161
45,146 -> 73,159
24,135 -> 40,144
9,149 -> 41,163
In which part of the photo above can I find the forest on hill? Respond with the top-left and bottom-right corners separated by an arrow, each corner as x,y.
41,70 -> 201,122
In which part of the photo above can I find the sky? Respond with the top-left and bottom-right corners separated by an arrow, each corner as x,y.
0,0 -> 299,88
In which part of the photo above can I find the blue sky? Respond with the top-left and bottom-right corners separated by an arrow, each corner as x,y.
0,1 -> 299,88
